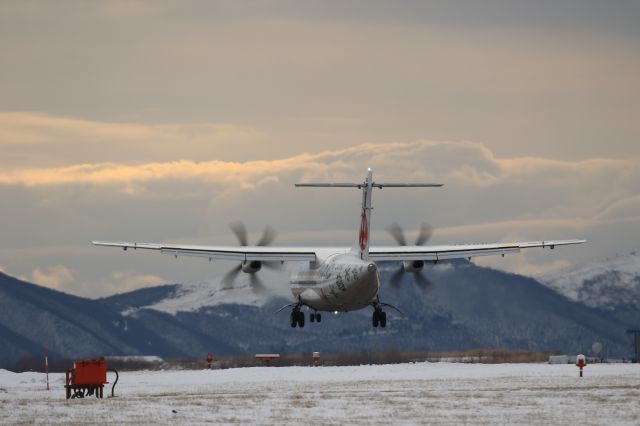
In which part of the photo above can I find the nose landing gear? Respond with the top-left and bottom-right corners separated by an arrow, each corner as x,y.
310,311 -> 322,323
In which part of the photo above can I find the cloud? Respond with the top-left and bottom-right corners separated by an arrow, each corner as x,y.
0,112 -> 266,169
1,262 -> 167,297
109,272 -> 167,292
29,265 -> 74,291
474,255 -> 571,277
66,271 -> 169,298
595,195 -> 640,223
0,134 -> 638,297
0,112 -> 262,146
0,138 -> 637,227
0,138 -> 636,188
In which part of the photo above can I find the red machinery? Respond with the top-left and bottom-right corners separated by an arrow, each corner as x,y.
65,357 -> 118,399
255,354 -> 280,365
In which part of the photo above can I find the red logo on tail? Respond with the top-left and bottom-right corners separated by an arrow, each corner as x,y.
359,211 -> 368,251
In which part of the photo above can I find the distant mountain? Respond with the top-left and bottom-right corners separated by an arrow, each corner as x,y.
102,260 -> 635,359
0,273 -> 232,369
539,251 -> 640,325
1,258 -> 637,369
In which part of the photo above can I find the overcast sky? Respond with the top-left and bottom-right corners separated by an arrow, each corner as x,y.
1,1 -> 639,297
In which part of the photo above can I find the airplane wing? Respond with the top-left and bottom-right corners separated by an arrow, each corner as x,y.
93,238 -> 585,263
91,241 -> 317,262
368,239 -> 586,261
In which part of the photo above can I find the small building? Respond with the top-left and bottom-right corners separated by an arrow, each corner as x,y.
548,355 -> 570,364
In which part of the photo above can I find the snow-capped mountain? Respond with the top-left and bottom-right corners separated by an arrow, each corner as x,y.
100,259 -> 635,361
145,268 -> 291,315
3,258 -> 638,370
538,251 -> 640,312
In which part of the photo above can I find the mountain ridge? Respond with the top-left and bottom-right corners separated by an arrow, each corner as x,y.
1,258 -> 637,369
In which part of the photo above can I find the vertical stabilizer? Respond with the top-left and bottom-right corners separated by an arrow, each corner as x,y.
356,168 -> 373,260
294,169 -> 442,261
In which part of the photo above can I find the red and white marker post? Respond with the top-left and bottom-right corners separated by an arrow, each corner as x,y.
576,354 -> 587,377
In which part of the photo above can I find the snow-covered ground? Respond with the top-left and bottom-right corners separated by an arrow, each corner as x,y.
1,363 -> 639,425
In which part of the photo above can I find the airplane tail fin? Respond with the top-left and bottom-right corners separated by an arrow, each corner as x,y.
295,169 -> 443,260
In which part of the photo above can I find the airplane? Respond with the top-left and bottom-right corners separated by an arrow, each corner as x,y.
93,168 -> 585,328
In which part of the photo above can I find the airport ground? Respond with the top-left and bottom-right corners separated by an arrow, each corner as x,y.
1,362 -> 638,425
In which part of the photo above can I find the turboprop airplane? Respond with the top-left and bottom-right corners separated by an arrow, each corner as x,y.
93,169 -> 585,328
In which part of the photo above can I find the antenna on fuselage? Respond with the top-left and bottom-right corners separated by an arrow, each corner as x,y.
295,169 -> 443,259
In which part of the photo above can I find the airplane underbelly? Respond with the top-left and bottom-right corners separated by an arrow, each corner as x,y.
290,260 -> 379,312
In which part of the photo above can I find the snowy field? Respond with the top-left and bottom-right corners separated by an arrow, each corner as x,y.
1,363 -> 639,425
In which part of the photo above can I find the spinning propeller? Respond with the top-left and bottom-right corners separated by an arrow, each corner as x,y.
221,221 -> 280,293
385,222 -> 435,291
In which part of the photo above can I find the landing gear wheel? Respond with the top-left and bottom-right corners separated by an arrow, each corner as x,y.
310,312 -> 315,323
316,313 -> 322,323
297,311 -> 305,328
380,311 -> 387,328
372,311 -> 379,327
290,312 -> 297,328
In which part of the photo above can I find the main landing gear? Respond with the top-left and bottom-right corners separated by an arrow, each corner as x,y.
286,302 -> 323,328
290,307 -> 323,328
290,306 -> 305,328
278,301 -> 316,329
289,303 -> 322,328
372,306 -> 387,328
371,297 -> 401,328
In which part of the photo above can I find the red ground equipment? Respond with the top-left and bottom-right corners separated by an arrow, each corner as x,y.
255,354 -> 280,364
65,357 -> 118,399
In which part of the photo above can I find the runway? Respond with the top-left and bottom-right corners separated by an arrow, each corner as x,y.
1,362 -> 639,425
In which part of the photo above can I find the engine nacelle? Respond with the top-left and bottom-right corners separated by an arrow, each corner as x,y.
242,261 -> 262,274
403,260 -> 425,272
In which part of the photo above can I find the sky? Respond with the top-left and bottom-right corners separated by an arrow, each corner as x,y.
0,0 -> 639,297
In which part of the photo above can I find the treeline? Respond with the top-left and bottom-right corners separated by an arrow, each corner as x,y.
11,348 -> 553,372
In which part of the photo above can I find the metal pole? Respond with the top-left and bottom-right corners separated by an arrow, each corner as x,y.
626,329 -> 640,363
44,347 -> 49,391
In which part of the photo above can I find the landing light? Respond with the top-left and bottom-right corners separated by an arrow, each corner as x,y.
333,310 -> 338,315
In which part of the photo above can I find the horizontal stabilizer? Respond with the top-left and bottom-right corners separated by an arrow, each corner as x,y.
295,182 -> 443,188
372,183 -> 443,188
295,183 -> 362,187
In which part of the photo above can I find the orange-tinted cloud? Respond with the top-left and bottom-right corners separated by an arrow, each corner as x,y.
29,265 -> 74,291
0,112 -> 266,168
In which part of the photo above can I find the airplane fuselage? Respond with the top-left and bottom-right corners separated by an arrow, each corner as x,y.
290,252 -> 379,312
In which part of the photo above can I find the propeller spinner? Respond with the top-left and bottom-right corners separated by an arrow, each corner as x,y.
385,222 -> 435,290
221,221 -> 279,293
